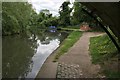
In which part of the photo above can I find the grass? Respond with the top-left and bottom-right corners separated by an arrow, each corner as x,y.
89,34 -> 119,78
53,31 -> 82,62
58,26 -> 80,31
89,34 -> 117,64
58,25 -> 80,29
103,69 -> 120,78
60,27 -> 80,31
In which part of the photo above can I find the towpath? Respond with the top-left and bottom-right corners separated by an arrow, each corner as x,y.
36,32 -> 105,78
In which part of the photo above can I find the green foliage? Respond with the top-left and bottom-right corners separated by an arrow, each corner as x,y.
2,2 -> 36,35
71,2 -> 97,27
71,2 -> 82,25
59,1 -> 72,26
53,31 -> 82,62
89,34 -> 119,78
2,11 -> 20,35
89,34 -> 117,64
36,11 -> 59,28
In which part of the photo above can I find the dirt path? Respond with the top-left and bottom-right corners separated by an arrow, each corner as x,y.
57,32 -> 105,78
36,32 -> 105,78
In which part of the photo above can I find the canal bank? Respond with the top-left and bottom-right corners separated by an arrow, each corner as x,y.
2,30 -> 69,78
36,31 -> 82,78
36,32 -> 105,78
35,45 -> 59,78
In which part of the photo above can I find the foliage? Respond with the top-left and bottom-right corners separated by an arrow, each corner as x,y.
71,2 -> 83,25
2,2 -> 103,35
89,34 -> 117,64
53,31 -> 82,62
69,2 -> 104,32
2,2 -> 35,35
36,11 -> 59,28
2,2 -> 60,35
89,34 -> 119,78
59,1 -> 72,26
71,2 -> 98,28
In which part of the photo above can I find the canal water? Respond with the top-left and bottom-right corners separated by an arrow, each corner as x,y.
2,30 -> 68,78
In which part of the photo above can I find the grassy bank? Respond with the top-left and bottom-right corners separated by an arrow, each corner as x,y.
58,26 -> 80,31
58,25 -> 80,29
59,27 -> 80,31
53,31 -> 82,62
89,34 -> 119,78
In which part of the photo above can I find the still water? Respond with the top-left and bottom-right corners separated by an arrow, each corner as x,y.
2,31 -> 68,78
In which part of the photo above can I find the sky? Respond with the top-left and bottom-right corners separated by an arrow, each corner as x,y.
28,0 -> 75,16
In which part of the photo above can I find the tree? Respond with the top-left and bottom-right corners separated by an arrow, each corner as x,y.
2,2 -> 36,35
71,2 -> 95,26
71,2 -> 82,25
59,1 -> 72,26
36,10 -> 59,28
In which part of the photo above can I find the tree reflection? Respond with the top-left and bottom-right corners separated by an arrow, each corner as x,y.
2,30 -> 69,78
2,35 -> 37,78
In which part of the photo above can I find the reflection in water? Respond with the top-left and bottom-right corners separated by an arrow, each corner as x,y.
2,31 -> 68,78
26,39 -> 60,78
2,35 -> 35,78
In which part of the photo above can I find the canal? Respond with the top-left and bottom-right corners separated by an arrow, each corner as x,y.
2,30 -> 69,78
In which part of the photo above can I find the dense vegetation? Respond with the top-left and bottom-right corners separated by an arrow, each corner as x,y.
2,1 -> 99,36
2,2 -> 34,35
59,2 -> 95,27
89,34 -> 119,78
59,1 -> 72,26
2,2 -> 58,36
